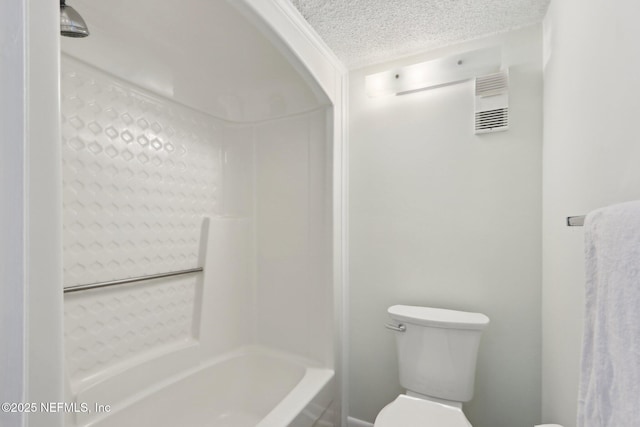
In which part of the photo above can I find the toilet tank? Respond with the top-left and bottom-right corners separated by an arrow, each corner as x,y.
388,305 -> 490,403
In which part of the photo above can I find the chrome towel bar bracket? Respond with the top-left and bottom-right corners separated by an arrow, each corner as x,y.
567,215 -> 586,227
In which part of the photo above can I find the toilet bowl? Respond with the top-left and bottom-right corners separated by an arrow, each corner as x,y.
375,396 -> 565,427
374,305 -> 490,426
375,394 -> 471,427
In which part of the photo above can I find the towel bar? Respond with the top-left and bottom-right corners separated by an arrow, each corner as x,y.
63,267 -> 204,294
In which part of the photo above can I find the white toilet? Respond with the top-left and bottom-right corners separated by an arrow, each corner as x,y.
374,305 -> 490,427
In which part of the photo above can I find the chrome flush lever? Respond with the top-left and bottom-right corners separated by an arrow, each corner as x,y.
385,323 -> 406,332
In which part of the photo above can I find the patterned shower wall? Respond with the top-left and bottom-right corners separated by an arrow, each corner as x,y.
61,56 -> 221,288
64,276 -> 196,385
61,55 -> 222,387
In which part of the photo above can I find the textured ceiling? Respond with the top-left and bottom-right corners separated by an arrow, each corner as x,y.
289,0 -> 550,69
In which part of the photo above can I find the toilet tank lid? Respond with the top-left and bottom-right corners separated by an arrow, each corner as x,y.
388,305 -> 490,330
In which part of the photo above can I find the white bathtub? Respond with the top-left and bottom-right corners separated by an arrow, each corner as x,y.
73,346 -> 334,427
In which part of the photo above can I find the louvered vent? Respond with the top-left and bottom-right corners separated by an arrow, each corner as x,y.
475,70 -> 509,134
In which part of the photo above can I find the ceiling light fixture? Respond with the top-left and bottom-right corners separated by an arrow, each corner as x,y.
365,47 -> 502,98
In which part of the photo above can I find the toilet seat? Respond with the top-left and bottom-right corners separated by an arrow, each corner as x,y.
374,394 -> 472,427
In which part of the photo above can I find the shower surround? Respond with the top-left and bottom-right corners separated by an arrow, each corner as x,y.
62,57 -> 219,386
58,1 -> 340,425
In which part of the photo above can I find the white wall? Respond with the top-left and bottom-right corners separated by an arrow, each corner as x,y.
348,26 -> 543,427
0,4 -> 28,424
0,1 -> 64,426
541,1 -> 640,425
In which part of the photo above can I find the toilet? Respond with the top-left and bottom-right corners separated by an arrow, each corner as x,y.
374,305 -> 490,427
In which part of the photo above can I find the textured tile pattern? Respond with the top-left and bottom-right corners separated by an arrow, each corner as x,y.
64,276 -> 196,384
61,57 -> 221,287
61,56 -> 220,385
289,0 -> 550,68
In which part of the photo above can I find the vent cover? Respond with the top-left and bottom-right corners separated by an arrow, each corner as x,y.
475,70 -> 509,134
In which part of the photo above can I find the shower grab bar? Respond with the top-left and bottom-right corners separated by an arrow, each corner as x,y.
63,267 -> 204,294
567,215 -> 586,227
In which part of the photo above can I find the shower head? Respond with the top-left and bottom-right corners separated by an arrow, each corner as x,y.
60,0 -> 89,38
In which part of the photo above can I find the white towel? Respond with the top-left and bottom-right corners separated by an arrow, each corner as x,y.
578,201 -> 640,427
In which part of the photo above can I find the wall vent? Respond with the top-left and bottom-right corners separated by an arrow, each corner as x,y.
475,70 -> 509,134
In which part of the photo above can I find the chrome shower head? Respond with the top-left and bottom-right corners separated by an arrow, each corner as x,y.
60,0 -> 89,38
